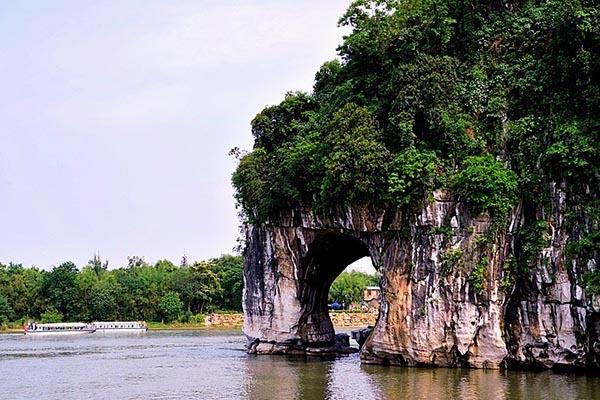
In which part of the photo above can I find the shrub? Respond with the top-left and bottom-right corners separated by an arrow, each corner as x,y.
470,259 -> 488,295
40,307 -> 63,323
388,148 -> 440,207
193,313 -> 205,324
583,270 -> 600,296
451,155 -> 518,217
439,248 -> 463,277
0,295 -> 14,324
159,292 -> 184,323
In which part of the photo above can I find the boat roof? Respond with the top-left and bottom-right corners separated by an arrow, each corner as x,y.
36,323 -> 89,328
92,321 -> 143,324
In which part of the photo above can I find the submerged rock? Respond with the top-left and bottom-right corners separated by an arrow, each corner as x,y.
242,188 -> 599,370
351,327 -> 373,349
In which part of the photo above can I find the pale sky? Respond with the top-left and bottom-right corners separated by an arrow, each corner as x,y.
0,0 -> 356,269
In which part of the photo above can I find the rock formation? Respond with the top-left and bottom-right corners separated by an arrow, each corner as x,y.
243,186 -> 599,370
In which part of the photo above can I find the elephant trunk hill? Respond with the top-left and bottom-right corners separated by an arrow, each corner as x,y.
243,188 -> 598,370
233,1 -> 599,370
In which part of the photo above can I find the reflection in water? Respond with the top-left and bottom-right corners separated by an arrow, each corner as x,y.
360,366 -> 510,400
243,354 -> 383,400
360,365 -> 600,400
0,331 -> 599,400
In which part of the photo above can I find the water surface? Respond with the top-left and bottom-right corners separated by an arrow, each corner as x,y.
0,330 -> 598,399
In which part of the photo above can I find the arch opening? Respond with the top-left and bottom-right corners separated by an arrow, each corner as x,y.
298,232 -> 376,347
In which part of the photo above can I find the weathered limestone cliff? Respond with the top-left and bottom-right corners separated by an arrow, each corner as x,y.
243,186 -> 599,370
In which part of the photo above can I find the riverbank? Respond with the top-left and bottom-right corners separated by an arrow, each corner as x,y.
148,311 -> 376,330
0,311 -> 377,333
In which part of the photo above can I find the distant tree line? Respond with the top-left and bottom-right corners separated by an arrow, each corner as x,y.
0,254 -> 243,325
328,271 -> 379,307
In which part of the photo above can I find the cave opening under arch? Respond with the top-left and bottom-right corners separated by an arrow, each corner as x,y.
297,232 -> 378,347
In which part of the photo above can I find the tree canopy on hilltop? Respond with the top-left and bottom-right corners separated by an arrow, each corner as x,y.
233,0 -> 599,224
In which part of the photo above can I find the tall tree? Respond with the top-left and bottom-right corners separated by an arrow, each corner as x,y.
42,262 -> 79,321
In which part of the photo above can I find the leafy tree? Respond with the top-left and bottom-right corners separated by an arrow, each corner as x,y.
40,307 -> 63,323
127,255 -> 148,269
87,253 -> 108,276
42,262 -> 79,321
320,104 -> 392,207
0,294 -> 14,324
169,263 -> 221,314
211,255 -> 244,311
229,0 -> 600,281
0,254 -> 246,323
159,291 -> 184,323
1,265 -> 46,319
329,271 -> 379,306
88,279 -> 120,321
388,147 -> 440,206
451,155 -> 518,217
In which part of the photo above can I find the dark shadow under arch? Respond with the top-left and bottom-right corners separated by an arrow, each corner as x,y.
297,232 -> 373,346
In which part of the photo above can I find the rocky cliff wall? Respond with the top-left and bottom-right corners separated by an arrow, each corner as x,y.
242,186 -> 599,370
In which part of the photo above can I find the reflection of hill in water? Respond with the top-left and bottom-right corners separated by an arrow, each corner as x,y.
243,351 -> 600,400
1,331 -> 599,399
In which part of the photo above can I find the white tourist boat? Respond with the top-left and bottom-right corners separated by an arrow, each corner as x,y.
92,321 -> 148,333
24,322 -> 96,335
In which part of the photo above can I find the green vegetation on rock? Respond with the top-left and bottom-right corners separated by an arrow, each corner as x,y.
233,0 -> 599,224
232,0 -> 599,290
451,155 -> 517,218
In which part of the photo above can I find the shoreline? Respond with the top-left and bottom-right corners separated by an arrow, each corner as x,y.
0,311 -> 376,334
0,324 -> 371,334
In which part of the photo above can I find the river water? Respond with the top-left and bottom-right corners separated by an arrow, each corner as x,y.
0,329 -> 599,400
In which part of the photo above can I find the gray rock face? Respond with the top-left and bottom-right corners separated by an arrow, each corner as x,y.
242,187 -> 599,370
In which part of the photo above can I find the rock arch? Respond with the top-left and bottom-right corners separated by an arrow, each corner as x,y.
243,218 -> 383,355
243,190 -> 598,370
297,232 -> 371,345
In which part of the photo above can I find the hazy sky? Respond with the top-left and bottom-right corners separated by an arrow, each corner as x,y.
0,0 -> 355,269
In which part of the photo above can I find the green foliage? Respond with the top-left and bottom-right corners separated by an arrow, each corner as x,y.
0,295 -> 14,324
570,230 -> 600,295
40,307 -> 63,323
211,255 -> 244,311
388,148 -> 439,206
320,104 -> 392,207
568,230 -> 600,258
583,269 -> 600,296
159,291 -> 184,323
432,225 -> 453,239
500,255 -> 522,292
518,220 -> 551,267
439,248 -> 463,277
193,313 -> 205,324
232,0 -> 599,231
42,262 -> 79,321
451,155 -> 518,217
328,271 -> 378,305
0,254 -> 242,323
170,262 -> 222,314
250,91 -> 315,152
88,279 -> 120,321
0,264 -> 46,318
543,119 -> 598,182
231,148 -> 272,221
470,259 -> 488,295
